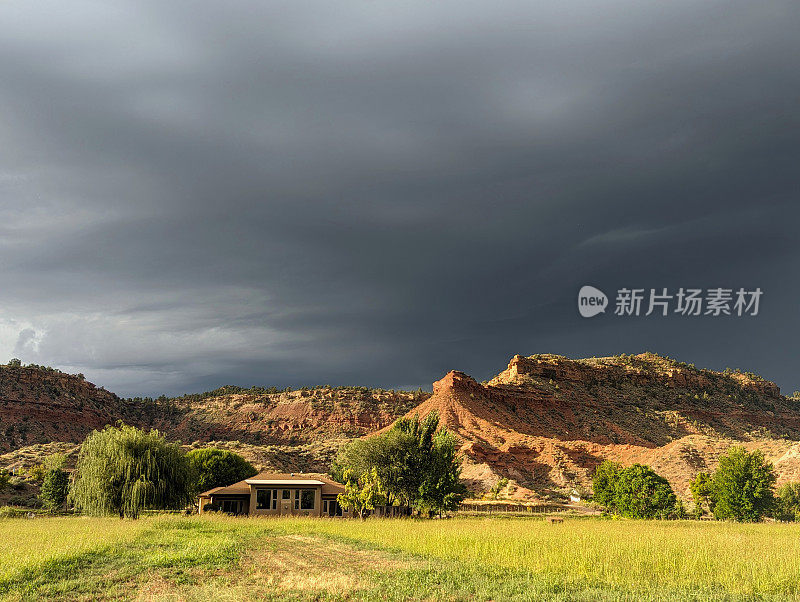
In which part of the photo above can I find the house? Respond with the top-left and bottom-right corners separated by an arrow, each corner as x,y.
569,489 -> 581,503
198,471 -> 350,517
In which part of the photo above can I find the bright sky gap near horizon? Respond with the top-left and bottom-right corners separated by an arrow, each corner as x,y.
0,0 -> 797,397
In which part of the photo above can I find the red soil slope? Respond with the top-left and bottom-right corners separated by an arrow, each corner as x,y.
0,365 -> 421,453
396,353 -> 800,499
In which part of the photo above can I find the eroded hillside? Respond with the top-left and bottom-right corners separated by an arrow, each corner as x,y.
398,353 -> 800,499
0,366 -> 127,451
0,365 -> 423,454
2,354 -> 799,502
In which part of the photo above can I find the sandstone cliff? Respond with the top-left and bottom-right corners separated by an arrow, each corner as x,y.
396,353 -> 800,499
0,365 -> 422,453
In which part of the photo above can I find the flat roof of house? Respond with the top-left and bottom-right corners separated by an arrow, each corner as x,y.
245,479 -> 325,486
199,471 -> 345,497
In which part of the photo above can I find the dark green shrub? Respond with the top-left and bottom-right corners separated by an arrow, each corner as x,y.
40,469 -> 70,511
775,482 -> 800,522
593,461 -> 678,519
185,448 -> 257,493
690,472 -> 714,518
613,464 -> 677,519
712,447 -> 775,522
592,460 -> 622,511
0,506 -> 27,518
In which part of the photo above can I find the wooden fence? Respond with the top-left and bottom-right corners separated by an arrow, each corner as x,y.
458,502 -> 566,514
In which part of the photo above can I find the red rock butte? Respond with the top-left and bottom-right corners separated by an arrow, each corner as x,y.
2,352 -> 799,501
391,353 -> 798,500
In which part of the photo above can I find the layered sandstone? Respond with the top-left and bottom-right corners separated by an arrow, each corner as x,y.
396,353 -> 800,499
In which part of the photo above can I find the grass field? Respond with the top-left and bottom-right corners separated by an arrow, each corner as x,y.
2,514 -> 800,601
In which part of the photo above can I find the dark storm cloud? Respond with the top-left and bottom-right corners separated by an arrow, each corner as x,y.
0,0 -> 798,395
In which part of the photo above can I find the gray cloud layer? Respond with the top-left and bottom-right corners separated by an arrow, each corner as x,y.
0,0 -> 798,396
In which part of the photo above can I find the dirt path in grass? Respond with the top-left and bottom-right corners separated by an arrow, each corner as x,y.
134,534 -> 415,601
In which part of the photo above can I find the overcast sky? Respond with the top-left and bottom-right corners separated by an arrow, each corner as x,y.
0,0 -> 797,397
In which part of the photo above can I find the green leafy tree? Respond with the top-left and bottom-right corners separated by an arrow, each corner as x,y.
491,477 -> 510,500
185,448 -> 257,493
712,446 -> 776,522
40,469 -> 70,511
592,461 -> 677,519
44,454 -> 67,471
690,472 -> 714,518
775,482 -> 800,522
592,460 -> 622,511
418,429 -> 468,514
333,411 -> 465,514
337,467 -> 387,520
0,469 -> 9,491
613,464 -> 677,519
388,412 -> 441,506
332,429 -> 417,505
71,424 -> 193,518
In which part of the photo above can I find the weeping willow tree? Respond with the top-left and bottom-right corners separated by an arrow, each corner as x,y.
71,423 -> 193,518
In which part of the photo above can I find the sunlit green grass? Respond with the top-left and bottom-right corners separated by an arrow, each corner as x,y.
0,516 -> 273,600
279,516 -> 800,598
0,517 -> 145,586
3,514 -> 800,600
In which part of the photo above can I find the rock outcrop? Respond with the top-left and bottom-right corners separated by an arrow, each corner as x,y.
394,353 -> 800,499
0,367 -> 126,450
0,365 -> 422,453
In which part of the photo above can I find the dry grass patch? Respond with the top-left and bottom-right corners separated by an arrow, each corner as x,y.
247,534 -> 409,591
134,533 -> 413,601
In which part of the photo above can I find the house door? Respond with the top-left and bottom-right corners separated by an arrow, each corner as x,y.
280,489 -> 292,515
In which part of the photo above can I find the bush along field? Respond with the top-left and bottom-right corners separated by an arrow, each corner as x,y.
3,515 -> 800,601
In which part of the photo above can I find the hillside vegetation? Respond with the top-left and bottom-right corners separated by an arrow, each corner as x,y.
0,363 -> 423,453
2,353 -> 800,501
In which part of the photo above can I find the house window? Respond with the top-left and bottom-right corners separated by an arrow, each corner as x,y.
324,499 -> 342,516
300,489 -> 315,510
282,489 -> 291,500
221,500 -> 239,514
256,489 -> 271,510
